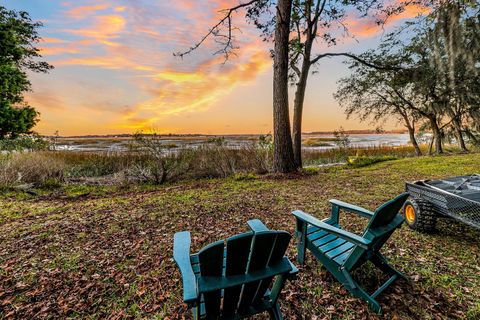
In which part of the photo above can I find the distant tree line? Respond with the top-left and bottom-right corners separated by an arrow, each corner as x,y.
335,1 -> 480,155
0,6 -> 52,139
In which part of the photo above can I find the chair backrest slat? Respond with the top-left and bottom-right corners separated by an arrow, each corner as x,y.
237,231 -> 277,310
198,240 -> 224,318
222,233 -> 254,317
252,231 -> 291,304
344,193 -> 408,270
196,228 -> 292,318
367,193 -> 409,229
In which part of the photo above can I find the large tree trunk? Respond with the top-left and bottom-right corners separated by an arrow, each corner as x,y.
292,2 -> 313,169
465,129 -> 480,146
428,137 -> 434,155
272,0 -> 296,173
292,56 -> 311,168
408,127 -> 422,156
428,115 -> 443,154
400,112 -> 422,156
452,117 -> 468,152
406,124 -> 421,156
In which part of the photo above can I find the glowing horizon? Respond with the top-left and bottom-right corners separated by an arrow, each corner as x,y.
2,0 -> 427,136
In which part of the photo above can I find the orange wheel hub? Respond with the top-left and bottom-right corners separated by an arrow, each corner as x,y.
405,204 -> 415,223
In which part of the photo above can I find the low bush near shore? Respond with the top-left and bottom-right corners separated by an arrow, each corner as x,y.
0,143 -> 272,188
0,152 -> 65,188
347,155 -> 398,168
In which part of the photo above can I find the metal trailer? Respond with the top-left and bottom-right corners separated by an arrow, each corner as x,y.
404,174 -> 480,232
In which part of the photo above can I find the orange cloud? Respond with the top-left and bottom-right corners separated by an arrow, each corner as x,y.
121,41 -> 271,129
39,36 -> 82,56
54,55 -> 154,71
27,90 -> 66,111
386,2 -> 431,23
40,46 -> 81,56
66,4 -> 109,19
344,1 -> 431,38
31,0 -> 273,134
41,37 -> 66,44
65,15 -> 125,39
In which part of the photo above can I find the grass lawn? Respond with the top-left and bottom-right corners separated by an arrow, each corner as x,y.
1,153 -> 479,319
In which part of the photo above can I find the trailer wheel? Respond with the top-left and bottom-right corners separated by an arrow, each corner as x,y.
403,198 -> 437,232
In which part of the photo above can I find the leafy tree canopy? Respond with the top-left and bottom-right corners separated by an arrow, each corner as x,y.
0,6 -> 52,138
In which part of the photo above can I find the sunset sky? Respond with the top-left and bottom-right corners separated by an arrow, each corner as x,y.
3,0 -> 427,136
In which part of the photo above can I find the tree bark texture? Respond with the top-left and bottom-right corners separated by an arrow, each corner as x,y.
272,0 -> 296,173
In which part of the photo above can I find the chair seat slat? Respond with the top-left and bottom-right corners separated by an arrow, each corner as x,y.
312,233 -> 337,247
333,249 -> 353,265
307,230 -> 329,242
325,242 -> 355,259
319,238 -> 347,253
307,225 -> 320,235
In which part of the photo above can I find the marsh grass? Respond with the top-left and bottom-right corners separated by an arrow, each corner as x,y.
0,143 -> 476,189
0,152 -> 65,187
0,143 -> 272,188
302,144 -> 430,165
302,137 -> 335,147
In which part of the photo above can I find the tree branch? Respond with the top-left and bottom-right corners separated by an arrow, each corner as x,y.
291,58 -> 301,76
173,0 -> 259,60
312,0 -> 327,36
310,52 -> 403,71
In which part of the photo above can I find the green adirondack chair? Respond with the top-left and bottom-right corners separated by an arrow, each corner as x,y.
173,219 -> 298,319
292,193 -> 409,314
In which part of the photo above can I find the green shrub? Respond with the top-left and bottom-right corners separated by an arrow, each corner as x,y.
40,178 -> 62,189
231,173 -> 257,181
302,138 -> 333,147
0,135 -> 49,151
347,155 -> 398,168
301,167 -> 320,175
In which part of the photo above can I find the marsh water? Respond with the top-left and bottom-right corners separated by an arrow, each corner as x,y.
53,133 -> 414,152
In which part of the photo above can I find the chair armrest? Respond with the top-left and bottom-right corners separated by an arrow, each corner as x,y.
329,199 -> 374,219
173,231 -> 198,305
292,210 -> 371,249
247,219 -> 269,233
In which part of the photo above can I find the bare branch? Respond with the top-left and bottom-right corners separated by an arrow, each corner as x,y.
310,52 -> 403,71
173,0 -> 259,60
291,56 -> 301,76
311,0 -> 327,36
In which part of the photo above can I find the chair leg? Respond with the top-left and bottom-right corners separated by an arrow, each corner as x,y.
295,219 -> 307,265
192,306 -> 199,320
340,268 -> 382,314
339,255 -> 407,314
371,253 -> 408,282
268,302 -> 283,320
